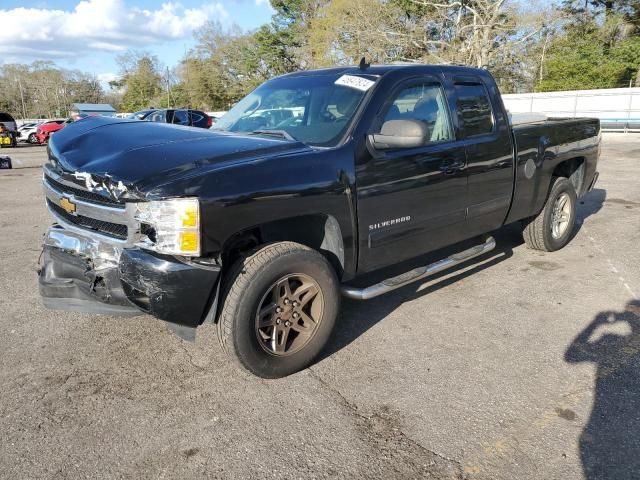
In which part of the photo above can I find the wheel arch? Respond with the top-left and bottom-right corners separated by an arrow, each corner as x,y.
220,214 -> 346,280
204,215 -> 345,326
551,156 -> 586,196
528,156 -> 586,219
505,153 -> 588,225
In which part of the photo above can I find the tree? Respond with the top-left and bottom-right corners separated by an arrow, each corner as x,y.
179,22 -> 265,110
269,0 -> 330,68
537,17 -> 640,91
561,0 -> 640,23
65,73 -> 103,104
0,61 -> 106,118
308,0 -> 413,66
4,0 -> 639,116
306,0 -> 548,91
117,51 -> 163,112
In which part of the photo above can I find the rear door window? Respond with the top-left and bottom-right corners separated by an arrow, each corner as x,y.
454,82 -> 494,137
172,110 -> 189,126
190,111 -> 204,125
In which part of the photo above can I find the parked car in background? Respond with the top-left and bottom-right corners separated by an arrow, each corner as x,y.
17,122 -> 44,144
0,112 -> 18,147
133,108 -> 212,129
127,109 -> 157,120
206,111 -> 228,125
0,112 -> 17,132
35,119 -> 69,144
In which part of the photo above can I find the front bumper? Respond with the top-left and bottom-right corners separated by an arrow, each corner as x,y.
39,226 -> 220,328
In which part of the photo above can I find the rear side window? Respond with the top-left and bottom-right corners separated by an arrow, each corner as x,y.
190,112 -> 204,125
454,83 -> 493,137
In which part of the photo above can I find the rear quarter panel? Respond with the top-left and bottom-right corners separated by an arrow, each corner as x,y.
505,118 -> 600,223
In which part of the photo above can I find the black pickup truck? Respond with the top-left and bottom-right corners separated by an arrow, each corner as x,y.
39,64 -> 600,377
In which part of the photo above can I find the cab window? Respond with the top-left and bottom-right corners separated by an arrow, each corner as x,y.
454,82 -> 494,137
383,83 -> 453,144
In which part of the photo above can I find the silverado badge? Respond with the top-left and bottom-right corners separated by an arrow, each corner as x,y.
369,216 -> 411,231
59,196 -> 77,215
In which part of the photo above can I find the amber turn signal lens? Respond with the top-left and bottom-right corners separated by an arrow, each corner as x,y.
179,232 -> 199,254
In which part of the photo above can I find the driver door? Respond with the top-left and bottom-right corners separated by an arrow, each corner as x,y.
355,78 -> 468,272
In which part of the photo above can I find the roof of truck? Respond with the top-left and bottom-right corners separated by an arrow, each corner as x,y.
280,63 -> 486,78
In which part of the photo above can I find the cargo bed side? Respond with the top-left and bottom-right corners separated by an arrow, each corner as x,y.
505,117 -> 600,224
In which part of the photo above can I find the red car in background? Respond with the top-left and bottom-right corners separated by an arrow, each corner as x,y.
35,114 -> 100,144
35,119 -> 70,144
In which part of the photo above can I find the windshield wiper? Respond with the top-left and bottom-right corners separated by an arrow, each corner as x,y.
249,129 -> 296,141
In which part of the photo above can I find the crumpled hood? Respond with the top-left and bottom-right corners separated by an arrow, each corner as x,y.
48,116 -> 311,199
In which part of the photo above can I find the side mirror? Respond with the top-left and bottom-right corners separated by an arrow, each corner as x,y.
369,119 -> 428,150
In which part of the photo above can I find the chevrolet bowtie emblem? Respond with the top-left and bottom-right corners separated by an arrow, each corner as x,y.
59,196 -> 77,215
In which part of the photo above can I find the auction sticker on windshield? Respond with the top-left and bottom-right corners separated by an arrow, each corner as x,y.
335,75 -> 375,92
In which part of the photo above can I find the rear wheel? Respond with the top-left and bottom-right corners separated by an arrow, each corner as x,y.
522,176 -> 577,252
217,242 -> 340,378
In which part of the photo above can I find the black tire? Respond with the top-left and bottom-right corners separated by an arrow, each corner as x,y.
28,133 -> 37,144
217,242 -> 340,378
522,176 -> 577,252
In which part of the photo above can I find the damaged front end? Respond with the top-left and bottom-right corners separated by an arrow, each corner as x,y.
38,162 -> 221,339
40,227 -> 138,316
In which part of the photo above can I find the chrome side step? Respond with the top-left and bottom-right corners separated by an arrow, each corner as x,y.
341,236 -> 496,300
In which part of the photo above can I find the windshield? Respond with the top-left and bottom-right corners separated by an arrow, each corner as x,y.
212,73 -> 377,147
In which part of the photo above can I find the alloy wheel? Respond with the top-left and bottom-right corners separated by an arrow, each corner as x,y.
255,273 -> 324,356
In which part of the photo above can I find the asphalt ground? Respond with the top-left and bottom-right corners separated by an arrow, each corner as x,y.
0,133 -> 638,479
0,143 -> 48,169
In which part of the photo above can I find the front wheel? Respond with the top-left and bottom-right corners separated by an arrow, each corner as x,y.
217,242 -> 340,378
522,176 -> 578,252
28,133 -> 37,144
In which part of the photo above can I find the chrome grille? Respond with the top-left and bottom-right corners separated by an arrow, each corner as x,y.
46,200 -> 128,240
44,175 -> 124,209
43,165 -> 139,245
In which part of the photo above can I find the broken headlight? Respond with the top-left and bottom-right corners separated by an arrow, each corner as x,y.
135,198 -> 200,257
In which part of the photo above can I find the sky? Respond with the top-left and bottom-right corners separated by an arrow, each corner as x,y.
0,0 -> 275,86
